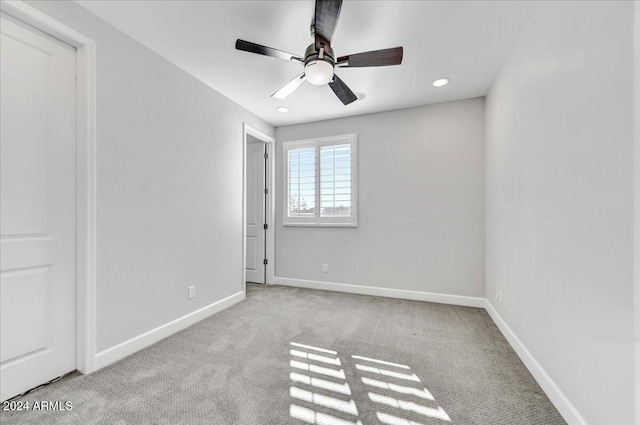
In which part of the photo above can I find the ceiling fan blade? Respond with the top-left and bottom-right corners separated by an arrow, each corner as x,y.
336,47 -> 404,68
272,73 -> 306,99
313,0 -> 342,50
328,74 -> 357,105
236,39 -> 302,62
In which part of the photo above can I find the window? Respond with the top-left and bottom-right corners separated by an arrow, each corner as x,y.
284,134 -> 357,227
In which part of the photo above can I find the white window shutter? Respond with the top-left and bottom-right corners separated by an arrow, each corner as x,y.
283,135 -> 357,227
320,142 -> 352,218
286,143 -> 316,218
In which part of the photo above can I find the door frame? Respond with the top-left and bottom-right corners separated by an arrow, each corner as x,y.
243,123 -> 275,293
0,0 -> 98,374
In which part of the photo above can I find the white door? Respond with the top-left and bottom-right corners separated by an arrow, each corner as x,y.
0,13 -> 77,401
246,142 -> 266,284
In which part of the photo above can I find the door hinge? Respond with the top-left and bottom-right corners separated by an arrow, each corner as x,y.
264,188 -> 269,195
263,259 -> 268,265
263,223 -> 268,230
264,152 -> 269,159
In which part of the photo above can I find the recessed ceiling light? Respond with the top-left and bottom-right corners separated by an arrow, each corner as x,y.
432,78 -> 450,87
355,92 -> 366,101
276,106 -> 289,113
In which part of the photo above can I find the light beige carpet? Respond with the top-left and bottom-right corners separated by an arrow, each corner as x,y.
0,284 -> 565,424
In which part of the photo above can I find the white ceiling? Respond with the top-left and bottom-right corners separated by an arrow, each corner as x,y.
76,0 -> 534,127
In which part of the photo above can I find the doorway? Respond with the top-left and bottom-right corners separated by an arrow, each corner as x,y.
243,125 -> 275,289
246,137 -> 267,284
0,11 -> 77,400
0,0 -> 98,394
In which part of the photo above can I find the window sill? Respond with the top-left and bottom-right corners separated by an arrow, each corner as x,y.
283,223 -> 358,228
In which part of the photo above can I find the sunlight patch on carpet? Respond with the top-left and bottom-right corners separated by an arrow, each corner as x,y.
288,342 -> 451,424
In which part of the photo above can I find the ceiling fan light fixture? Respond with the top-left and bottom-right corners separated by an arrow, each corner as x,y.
305,60 -> 334,85
433,77 -> 450,87
235,0 -> 404,106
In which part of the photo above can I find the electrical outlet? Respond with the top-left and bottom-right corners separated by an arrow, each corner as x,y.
188,285 -> 196,300
495,287 -> 499,300
322,264 -> 328,273
498,289 -> 503,303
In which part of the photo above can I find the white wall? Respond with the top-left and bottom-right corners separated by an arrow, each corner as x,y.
485,2 -> 636,424
25,1 -> 274,353
635,4 -> 640,423
275,99 -> 485,298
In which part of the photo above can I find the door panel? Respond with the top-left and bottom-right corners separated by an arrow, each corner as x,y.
0,13 -> 77,401
0,267 -> 49,362
246,236 -> 257,272
245,142 -> 265,284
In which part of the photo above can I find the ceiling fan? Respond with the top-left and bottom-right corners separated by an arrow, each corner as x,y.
235,0 -> 403,105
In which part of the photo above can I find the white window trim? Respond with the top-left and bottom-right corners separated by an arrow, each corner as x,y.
283,134 -> 358,227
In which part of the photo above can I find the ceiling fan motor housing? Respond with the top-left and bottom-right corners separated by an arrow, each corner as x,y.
304,44 -> 335,85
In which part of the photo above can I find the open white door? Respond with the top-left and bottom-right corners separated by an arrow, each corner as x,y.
245,141 -> 266,284
0,13 -> 77,401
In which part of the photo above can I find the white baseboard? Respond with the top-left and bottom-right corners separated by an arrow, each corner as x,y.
484,300 -> 586,425
94,291 -> 244,370
275,276 -> 585,424
273,276 -> 485,308
89,278 -> 585,424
